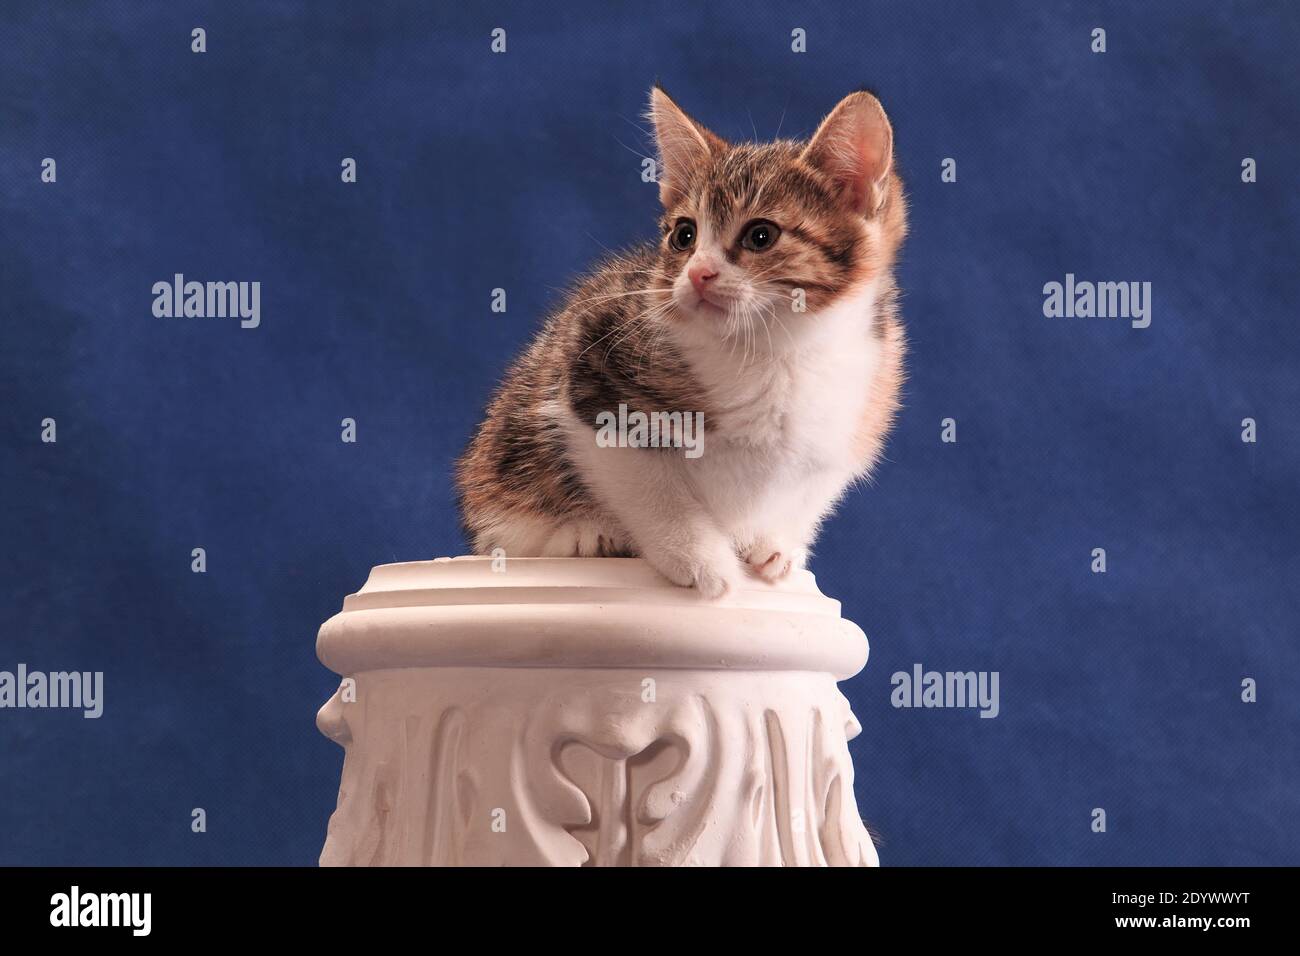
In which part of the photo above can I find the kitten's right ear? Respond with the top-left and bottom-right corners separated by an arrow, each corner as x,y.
647,85 -> 725,207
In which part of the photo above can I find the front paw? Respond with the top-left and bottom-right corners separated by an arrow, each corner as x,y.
691,561 -> 738,600
741,537 -> 799,583
645,539 -> 741,599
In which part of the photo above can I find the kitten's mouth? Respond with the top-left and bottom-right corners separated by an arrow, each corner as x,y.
693,293 -> 729,314
674,287 -> 732,317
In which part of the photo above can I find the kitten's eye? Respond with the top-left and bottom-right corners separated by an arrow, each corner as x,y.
669,220 -> 696,252
740,220 -> 780,252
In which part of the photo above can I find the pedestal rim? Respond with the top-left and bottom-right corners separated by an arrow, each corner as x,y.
317,556 -> 870,679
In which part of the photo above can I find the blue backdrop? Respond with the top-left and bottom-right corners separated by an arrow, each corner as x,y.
2,0 -> 1297,866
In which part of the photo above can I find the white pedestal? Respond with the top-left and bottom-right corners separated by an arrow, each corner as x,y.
316,557 -> 879,867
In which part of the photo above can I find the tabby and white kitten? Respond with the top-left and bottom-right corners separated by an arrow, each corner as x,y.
457,86 -> 907,597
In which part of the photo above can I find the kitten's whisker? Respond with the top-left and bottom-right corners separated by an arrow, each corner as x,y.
584,232 -> 622,258
756,299 -> 776,354
599,322 -> 651,369
577,306 -> 663,362
724,309 -> 742,361
744,284 -> 800,353
575,324 -> 623,361
629,305 -> 681,367
619,113 -> 654,138
635,316 -> 677,374
597,299 -> 676,368
731,301 -> 755,367
575,288 -> 671,308
611,133 -> 654,162
762,298 -> 795,351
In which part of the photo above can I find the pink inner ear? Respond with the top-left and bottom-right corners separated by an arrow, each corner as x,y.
803,97 -> 892,214
839,138 -> 874,211
810,136 -> 871,211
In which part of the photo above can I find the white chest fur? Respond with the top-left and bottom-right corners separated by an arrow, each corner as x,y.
692,282 -> 880,466
675,281 -> 882,534
550,281 -> 884,569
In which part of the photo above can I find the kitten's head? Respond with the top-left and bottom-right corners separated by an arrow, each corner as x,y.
647,86 -> 906,335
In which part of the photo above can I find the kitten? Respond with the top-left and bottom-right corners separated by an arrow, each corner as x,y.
457,86 -> 907,597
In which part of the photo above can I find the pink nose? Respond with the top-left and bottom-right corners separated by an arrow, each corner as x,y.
688,263 -> 719,295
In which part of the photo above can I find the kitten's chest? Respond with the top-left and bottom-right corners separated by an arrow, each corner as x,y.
704,295 -> 881,467
718,343 -> 875,461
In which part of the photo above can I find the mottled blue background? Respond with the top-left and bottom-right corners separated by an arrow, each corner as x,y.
2,0 -> 1297,866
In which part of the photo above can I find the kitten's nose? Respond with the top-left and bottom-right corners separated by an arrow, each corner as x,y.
688,262 -> 720,295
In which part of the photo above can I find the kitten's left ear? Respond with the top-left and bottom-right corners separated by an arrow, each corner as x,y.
647,85 -> 726,207
801,91 -> 894,216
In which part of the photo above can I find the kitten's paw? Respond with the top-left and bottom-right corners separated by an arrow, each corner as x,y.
646,539 -> 741,599
741,537 -> 799,583
541,521 -> 627,557
692,562 -> 737,600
